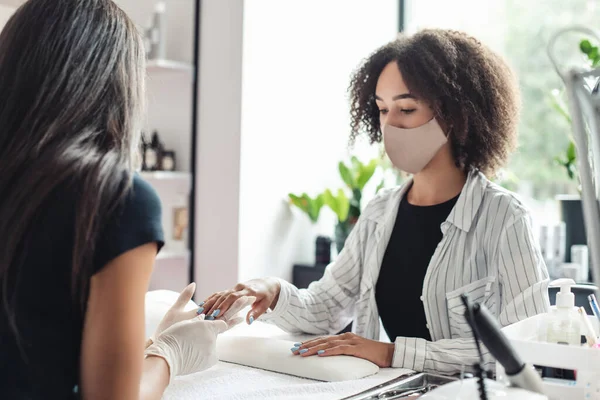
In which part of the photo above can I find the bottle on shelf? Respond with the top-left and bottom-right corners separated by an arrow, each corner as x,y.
161,150 -> 176,171
146,2 -> 167,61
150,131 -> 164,171
142,131 -> 162,171
139,132 -> 148,171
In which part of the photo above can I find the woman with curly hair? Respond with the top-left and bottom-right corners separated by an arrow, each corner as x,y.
202,29 -> 550,374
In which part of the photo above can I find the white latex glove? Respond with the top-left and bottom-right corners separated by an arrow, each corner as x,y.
150,283 -> 200,342
145,315 -> 232,383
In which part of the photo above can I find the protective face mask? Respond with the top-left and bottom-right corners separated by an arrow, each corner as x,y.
382,118 -> 448,174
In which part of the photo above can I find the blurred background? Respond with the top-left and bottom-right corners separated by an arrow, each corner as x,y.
0,0 -> 596,298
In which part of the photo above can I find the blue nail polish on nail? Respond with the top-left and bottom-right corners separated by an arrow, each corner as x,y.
196,307 -> 204,315
206,315 -> 215,320
294,342 -> 302,347
249,316 -> 254,324
212,309 -> 220,317
299,349 -> 308,354
291,346 -> 299,352
318,350 -> 325,355
199,301 -> 205,306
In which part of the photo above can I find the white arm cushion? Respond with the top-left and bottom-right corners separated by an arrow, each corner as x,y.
216,336 -> 380,382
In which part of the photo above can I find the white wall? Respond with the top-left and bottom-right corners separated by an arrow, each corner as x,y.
0,4 -> 15,27
238,0 -> 399,283
194,0 -> 244,299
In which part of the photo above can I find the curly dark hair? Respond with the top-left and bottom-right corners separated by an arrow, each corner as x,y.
348,29 -> 521,175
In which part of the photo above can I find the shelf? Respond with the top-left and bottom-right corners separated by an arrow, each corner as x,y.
157,250 -> 190,261
146,59 -> 194,73
140,170 -> 191,182
140,171 -> 192,194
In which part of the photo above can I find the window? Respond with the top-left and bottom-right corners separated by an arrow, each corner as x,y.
405,0 -> 599,201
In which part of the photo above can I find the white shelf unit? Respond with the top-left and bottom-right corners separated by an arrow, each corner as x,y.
146,59 -> 193,73
121,0 -> 196,293
139,170 -> 192,292
157,250 -> 190,261
140,171 -> 191,185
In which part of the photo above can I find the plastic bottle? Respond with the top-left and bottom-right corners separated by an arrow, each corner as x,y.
545,278 -> 581,345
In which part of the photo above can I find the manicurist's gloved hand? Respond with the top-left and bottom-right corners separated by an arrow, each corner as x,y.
149,282 -> 201,342
144,314 -> 235,383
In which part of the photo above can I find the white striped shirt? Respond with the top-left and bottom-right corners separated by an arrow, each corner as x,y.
261,169 -> 550,374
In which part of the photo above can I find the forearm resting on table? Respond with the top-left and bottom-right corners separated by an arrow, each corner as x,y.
140,356 -> 170,400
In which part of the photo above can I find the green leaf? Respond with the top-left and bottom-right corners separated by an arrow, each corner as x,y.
581,39 -> 593,54
567,164 -> 576,180
338,161 -> 355,188
356,159 -> 378,190
323,189 -> 350,222
336,189 -> 350,222
567,140 -> 576,162
307,194 -> 324,223
288,193 -> 307,211
590,47 -> 599,63
322,189 -> 338,215
288,192 -> 322,223
375,179 -> 385,194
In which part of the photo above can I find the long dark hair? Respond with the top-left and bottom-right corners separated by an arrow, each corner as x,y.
0,0 -> 145,341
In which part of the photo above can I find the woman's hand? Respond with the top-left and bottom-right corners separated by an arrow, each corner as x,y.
292,332 -> 395,368
202,278 -> 281,324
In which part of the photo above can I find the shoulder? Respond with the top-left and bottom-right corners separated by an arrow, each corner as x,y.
94,173 -> 164,272
360,185 -> 405,223
478,174 -> 530,227
122,173 -> 163,220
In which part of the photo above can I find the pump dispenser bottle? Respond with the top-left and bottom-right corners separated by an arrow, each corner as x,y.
545,278 -> 581,345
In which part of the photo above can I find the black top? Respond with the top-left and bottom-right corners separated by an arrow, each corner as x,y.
375,192 -> 459,342
0,174 -> 164,400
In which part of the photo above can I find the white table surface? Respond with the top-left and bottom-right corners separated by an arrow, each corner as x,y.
162,321 -> 414,400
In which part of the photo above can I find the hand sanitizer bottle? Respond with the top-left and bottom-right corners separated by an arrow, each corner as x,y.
546,278 -> 581,345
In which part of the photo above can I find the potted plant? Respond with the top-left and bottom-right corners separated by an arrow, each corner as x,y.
288,156 -> 385,254
287,192 -> 325,224
551,38 -> 599,261
326,156 -> 381,252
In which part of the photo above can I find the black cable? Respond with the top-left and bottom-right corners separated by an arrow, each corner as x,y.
461,294 -> 489,400
474,363 -> 489,400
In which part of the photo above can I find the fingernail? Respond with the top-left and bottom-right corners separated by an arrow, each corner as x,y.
199,301 -> 205,306
206,315 -> 215,321
212,309 -> 220,317
291,346 -> 299,352
294,342 -> 302,347
318,350 -> 325,355
196,307 -> 204,315
299,349 -> 308,354
249,316 -> 254,325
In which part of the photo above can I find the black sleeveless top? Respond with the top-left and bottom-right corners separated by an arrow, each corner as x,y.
0,174 -> 164,399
